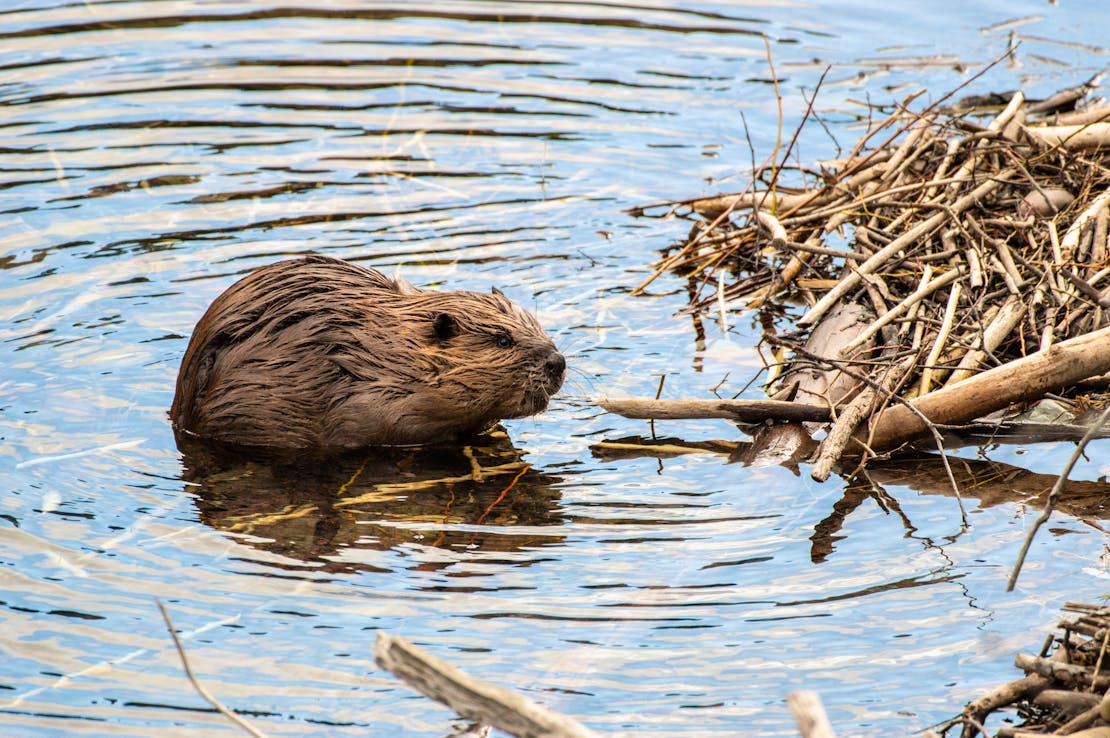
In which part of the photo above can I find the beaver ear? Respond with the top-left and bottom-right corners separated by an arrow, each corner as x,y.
392,274 -> 421,296
433,312 -> 457,341
491,286 -> 505,297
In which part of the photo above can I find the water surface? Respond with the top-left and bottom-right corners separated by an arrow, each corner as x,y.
3,1 -> 1110,736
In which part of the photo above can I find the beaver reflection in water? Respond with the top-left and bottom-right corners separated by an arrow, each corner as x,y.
170,255 -> 565,453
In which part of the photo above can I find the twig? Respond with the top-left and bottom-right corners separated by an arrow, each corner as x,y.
798,170 -> 1014,327
1006,402 -> 1110,591
841,267 -> 963,354
157,600 -> 269,738
919,282 -> 962,396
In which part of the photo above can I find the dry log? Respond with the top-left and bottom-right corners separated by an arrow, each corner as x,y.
374,633 -> 601,738
1024,122 -> 1110,150
864,326 -> 1110,453
1049,105 -> 1110,127
598,328 -> 1110,456
596,397 -> 831,425
785,300 -> 874,407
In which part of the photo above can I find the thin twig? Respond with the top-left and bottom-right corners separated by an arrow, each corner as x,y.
1007,403 -> 1110,591
157,600 -> 269,738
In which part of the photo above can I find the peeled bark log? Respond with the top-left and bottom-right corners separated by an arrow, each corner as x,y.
596,397 -> 831,425
1024,122 -> 1110,150
865,326 -> 1110,453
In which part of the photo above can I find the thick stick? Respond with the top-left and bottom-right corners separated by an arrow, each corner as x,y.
1023,122 -> 1110,150
375,633 -> 601,738
866,326 -> 1110,453
596,397 -> 832,424
960,674 -> 1050,738
1061,189 -> 1110,257
811,355 -> 915,482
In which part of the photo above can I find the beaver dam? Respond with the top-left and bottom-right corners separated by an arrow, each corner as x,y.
953,601 -> 1110,738
601,75 -> 1110,480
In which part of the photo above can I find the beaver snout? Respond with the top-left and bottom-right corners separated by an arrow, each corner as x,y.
545,351 -> 566,387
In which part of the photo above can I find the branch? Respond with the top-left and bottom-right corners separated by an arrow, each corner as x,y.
596,397 -> 831,425
374,632 -> 601,738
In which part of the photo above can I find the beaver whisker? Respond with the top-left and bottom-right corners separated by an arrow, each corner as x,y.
171,255 -> 565,453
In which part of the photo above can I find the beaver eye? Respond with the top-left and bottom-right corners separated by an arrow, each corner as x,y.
495,333 -> 514,348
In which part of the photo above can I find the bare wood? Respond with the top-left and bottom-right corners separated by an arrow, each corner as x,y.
1015,652 -> 1097,685
1032,689 -> 1100,712
1056,702 -> 1105,735
1048,105 -> 1110,127
692,189 -> 816,218
944,295 -> 1027,386
812,385 -> 876,482
792,301 -> 873,408
960,674 -> 1051,738
1058,728 -> 1110,738
1061,189 -> 1110,257
597,397 -> 832,424
754,209 -> 788,248
591,440 -> 732,457
787,691 -> 837,738
812,355 -> 914,481
867,326 -> 1110,453
798,169 -> 1013,327
690,161 -> 888,218
841,267 -> 962,354
1024,122 -> 1110,150
918,282 -> 962,395
374,632 -> 601,738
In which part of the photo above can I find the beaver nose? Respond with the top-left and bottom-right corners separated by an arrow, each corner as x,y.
545,351 -> 566,382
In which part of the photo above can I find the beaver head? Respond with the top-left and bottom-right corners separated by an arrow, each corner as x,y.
170,255 -> 565,453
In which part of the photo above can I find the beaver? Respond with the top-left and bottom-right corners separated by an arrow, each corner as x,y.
170,255 -> 565,453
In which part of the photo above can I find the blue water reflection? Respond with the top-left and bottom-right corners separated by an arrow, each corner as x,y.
2,1 -> 1109,736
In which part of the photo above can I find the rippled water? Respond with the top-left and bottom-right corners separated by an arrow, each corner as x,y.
3,1 -> 1110,736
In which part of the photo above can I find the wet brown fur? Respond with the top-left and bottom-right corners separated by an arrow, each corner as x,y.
170,255 -> 564,452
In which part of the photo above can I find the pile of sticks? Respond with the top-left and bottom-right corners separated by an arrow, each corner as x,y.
954,602 -> 1110,738
627,76 -> 1110,473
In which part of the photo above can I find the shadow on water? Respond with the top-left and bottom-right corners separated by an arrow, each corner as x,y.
594,426 -> 1110,565
178,431 -> 566,574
